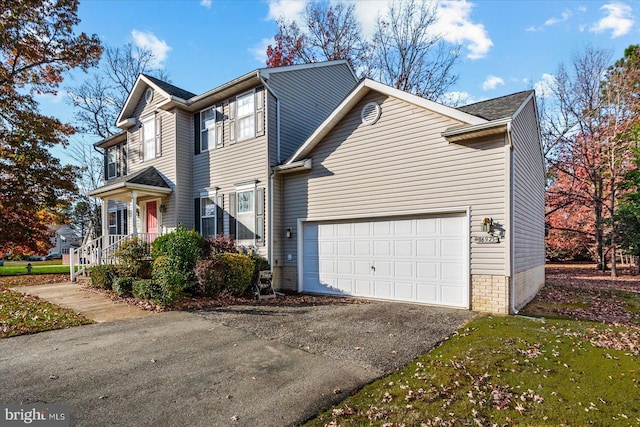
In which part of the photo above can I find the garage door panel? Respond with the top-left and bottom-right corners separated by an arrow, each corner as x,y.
374,240 -> 391,256
417,240 -> 437,257
395,282 -> 414,300
417,262 -> 438,279
354,241 -> 371,256
302,214 -> 468,308
337,241 -> 352,256
417,283 -> 438,302
374,281 -> 393,298
394,261 -> 413,277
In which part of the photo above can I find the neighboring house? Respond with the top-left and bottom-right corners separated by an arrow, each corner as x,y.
82,61 -> 545,314
48,224 -> 80,256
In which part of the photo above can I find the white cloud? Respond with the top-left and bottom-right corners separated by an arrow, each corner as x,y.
250,38 -> 272,64
200,0 -> 211,8
534,73 -> 556,98
525,26 -> 540,32
590,2 -> 634,38
266,0 -> 308,21
434,0 -> 493,59
481,75 -> 504,91
544,10 -> 572,26
35,90 -> 67,104
440,90 -> 478,107
131,30 -> 171,68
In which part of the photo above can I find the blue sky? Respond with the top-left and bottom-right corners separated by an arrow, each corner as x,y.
39,0 -> 638,165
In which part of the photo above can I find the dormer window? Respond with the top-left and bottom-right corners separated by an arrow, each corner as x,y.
236,91 -> 255,141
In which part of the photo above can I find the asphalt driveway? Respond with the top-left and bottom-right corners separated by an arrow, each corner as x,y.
0,301 -> 474,426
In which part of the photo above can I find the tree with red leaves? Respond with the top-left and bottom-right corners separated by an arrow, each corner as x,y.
0,0 -> 102,256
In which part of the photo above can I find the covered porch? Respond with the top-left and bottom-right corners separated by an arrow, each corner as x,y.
71,167 -> 173,281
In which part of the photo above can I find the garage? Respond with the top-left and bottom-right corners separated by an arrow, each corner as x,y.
300,213 -> 469,308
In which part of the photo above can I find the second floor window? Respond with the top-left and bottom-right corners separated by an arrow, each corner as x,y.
106,143 -> 127,179
200,107 -> 216,151
142,116 -> 156,161
236,91 -> 255,141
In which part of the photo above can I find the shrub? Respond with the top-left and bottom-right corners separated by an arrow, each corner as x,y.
202,234 -> 238,258
152,255 -> 189,305
194,259 -> 224,297
218,253 -> 255,295
89,265 -> 117,290
114,237 -> 147,278
152,225 -> 203,265
113,276 -> 134,296
250,253 -> 270,282
132,279 -> 162,302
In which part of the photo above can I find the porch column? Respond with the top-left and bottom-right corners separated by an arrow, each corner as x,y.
131,191 -> 138,236
102,197 -> 109,249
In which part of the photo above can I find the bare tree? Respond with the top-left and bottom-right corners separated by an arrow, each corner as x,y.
369,0 -> 459,100
66,43 -> 169,237
67,43 -> 168,139
267,2 -> 369,74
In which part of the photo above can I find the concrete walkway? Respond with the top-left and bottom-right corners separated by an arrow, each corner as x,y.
10,282 -> 152,322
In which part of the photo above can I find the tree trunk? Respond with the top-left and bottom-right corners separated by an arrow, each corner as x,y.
610,184 -> 618,278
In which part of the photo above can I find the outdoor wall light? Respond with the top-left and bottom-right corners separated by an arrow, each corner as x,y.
481,217 -> 493,233
159,204 -> 167,213
286,227 -> 292,238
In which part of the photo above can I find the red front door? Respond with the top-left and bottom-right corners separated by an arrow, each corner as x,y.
146,201 -> 158,235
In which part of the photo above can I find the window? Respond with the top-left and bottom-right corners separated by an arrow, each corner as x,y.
200,107 -> 216,151
201,194 -> 217,237
106,143 -> 127,179
236,91 -> 255,141
236,189 -> 255,242
108,210 -> 117,235
142,116 -> 156,160
107,147 -> 117,179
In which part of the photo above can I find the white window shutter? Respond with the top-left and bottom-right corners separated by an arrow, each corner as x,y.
256,87 -> 264,137
229,98 -> 236,143
155,115 -> 162,157
138,125 -> 144,160
216,103 -> 224,147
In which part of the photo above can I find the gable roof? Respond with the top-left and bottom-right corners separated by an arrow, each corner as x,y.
116,60 -> 357,128
457,90 -> 534,121
286,78 -> 487,164
88,166 -> 172,197
141,74 -> 196,100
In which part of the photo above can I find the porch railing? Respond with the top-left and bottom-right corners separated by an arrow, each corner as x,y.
70,232 -> 160,282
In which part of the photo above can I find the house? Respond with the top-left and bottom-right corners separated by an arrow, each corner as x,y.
79,60 -> 545,314
48,224 -> 80,257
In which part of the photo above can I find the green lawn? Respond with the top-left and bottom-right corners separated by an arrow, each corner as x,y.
307,315 -> 640,426
0,287 -> 93,337
0,262 -> 70,276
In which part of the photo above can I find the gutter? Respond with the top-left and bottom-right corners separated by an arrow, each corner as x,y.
442,117 -> 512,142
272,158 -> 312,174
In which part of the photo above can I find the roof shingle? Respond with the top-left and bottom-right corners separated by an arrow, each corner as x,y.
142,74 -> 196,100
457,90 -> 533,121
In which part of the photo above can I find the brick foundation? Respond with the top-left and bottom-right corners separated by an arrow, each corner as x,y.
471,274 -> 509,314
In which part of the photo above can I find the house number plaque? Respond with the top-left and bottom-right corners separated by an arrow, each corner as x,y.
475,236 -> 500,244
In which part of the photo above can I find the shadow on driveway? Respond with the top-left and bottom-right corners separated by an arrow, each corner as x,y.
194,300 -> 476,373
1,301 -> 474,426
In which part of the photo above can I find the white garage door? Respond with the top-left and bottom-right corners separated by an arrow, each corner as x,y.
301,214 -> 468,307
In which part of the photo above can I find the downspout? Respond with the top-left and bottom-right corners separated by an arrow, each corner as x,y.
259,75 -> 281,274
506,122 -> 518,314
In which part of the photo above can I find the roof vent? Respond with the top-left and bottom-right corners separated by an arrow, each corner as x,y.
144,87 -> 154,103
361,102 -> 381,125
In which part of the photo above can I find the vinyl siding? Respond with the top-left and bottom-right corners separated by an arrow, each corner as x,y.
192,85 -> 268,257
265,63 -> 357,162
281,92 -> 508,290
126,91 -> 178,231
511,97 -> 546,307
174,108 -> 194,229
